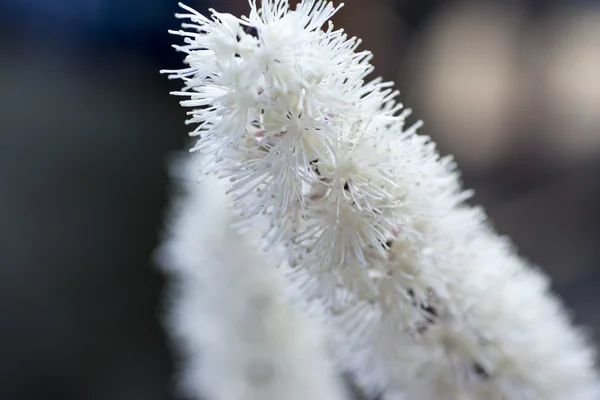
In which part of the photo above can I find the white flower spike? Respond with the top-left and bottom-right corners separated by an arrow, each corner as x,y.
161,1 -> 600,399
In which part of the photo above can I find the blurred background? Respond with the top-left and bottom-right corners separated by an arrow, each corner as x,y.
1,0 -> 599,399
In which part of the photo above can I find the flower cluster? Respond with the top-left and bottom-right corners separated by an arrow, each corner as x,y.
163,1 -> 600,399
163,0 -> 416,289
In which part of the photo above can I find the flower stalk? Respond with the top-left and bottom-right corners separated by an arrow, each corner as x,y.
160,1 -> 600,399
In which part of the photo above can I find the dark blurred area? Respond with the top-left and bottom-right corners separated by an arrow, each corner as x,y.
0,0 -> 599,399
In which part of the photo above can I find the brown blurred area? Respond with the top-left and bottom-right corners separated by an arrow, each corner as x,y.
1,0 -> 598,399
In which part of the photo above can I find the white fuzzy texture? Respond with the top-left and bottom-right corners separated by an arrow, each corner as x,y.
156,156 -> 347,400
162,1 -> 600,399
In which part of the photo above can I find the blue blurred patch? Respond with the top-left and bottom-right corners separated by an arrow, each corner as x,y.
1,0 -> 212,58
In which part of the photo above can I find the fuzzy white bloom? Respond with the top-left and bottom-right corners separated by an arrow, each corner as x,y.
156,156 -> 347,400
162,1 -> 600,399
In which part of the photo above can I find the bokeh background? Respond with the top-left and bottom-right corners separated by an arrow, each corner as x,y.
1,0 -> 599,399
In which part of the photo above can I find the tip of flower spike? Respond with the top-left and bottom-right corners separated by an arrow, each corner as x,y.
399,108 -> 412,119
406,120 -> 424,135
177,2 -> 198,15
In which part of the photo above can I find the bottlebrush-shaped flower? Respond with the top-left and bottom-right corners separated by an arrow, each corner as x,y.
161,1 -> 600,399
